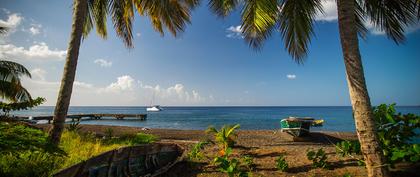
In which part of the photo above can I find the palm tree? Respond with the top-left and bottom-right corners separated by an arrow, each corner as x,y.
208,0 -> 417,176
48,0 -> 199,145
0,26 -> 32,102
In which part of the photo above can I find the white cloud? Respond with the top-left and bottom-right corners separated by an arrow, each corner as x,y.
94,59 -> 112,67
226,25 -> 244,39
28,24 -> 42,35
315,0 -> 337,22
0,13 -> 23,34
31,68 -> 47,81
286,74 -> 296,80
0,42 -> 66,61
136,32 -> 141,37
100,75 -> 134,92
23,74 -> 213,106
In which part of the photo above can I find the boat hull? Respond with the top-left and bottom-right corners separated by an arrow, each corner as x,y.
280,118 -> 313,137
54,143 -> 183,177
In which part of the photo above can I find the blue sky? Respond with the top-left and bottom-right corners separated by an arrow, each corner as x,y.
0,0 -> 419,106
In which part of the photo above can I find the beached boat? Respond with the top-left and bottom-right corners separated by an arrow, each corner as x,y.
54,143 -> 183,177
280,117 -> 315,137
147,105 -> 162,112
311,119 -> 324,126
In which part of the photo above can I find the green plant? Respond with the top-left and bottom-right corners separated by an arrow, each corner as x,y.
336,140 -> 361,157
104,127 -> 114,139
129,133 -> 157,145
206,124 -> 240,150
307,149 -> 330,169
188,141 -> 209,161
275,155 -> 289,172
342,173 -> 352,177
0,97 -> 45,116
242,155 -> 255,171
373,104 -> 420,167
0,151 -> 63,177
0,122 -> 61,154
213,147 -> 248,177
66,120 -> 81,132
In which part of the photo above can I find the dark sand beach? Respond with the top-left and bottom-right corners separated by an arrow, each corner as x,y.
36,124 -> 372,177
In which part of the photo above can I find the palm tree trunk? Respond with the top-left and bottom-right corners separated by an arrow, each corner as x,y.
336,0 -> 390,176
48,0 -> 87,145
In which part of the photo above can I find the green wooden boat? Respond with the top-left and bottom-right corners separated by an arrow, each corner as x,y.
54,143 -> 183,177
280,117 -> 314,137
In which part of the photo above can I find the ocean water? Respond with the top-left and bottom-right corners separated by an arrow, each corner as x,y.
12,106 -> 420,132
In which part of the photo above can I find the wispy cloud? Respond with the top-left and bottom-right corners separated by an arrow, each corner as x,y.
94,59 -> 112,68
28,23 -> 42,35
286,74 -> 297,80
31,68 -> 47,81
0,42 -> 67,61
226,25 -> 243,39
136,32 -> 141,37
0,13 -> 23,34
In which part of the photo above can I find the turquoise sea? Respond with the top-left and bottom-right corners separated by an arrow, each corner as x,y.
12,106 -> 420,132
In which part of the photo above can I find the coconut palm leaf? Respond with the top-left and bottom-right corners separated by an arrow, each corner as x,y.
241,0 -> 278,49
278,0 -> 323,62
364,0 -> 417,44
209,0 -> 239,18
0,26 -> 7,34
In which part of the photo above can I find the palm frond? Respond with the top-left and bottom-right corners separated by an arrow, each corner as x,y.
109,0 -> 134,47
90,0 -> 109,38
278,0 -> 323,62
83,0 -> 94,39
355,0 -> 368,39
226,124 -> 240,137
208,0 -> 240,18
0,60 -> 31,78
0,26 -> 8,34
364,0 -> 417,44
241,0 -> 278,49
137,0 -> 193,37
0,80 -> 32,102
206,126 -> 218,134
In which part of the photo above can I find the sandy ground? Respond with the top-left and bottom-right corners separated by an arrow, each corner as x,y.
35,124 -> 417,177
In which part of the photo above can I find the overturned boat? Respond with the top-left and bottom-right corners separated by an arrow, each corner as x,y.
54,143 -> 183,177
280,117 -> 324,137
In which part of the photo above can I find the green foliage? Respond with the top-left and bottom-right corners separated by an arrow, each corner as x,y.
0,151 -> 63,177
66,120 -> 81,132
335,140 -> 361,157
373,104 -> 420,166
275,155 -> 289,172
129,133 -> 157,145
242,155 -> 255,171
104,127 -> 114,139
206,124 -> 240,150
0,122 -> 60,154
307,149 -> 330,169
213,147 -> 248,177
188,141 -> 209,161
342,173 -> 352,177
0,97 -> 45,115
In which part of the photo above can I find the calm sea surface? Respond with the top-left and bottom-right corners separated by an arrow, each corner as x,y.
12,106 -> 420,132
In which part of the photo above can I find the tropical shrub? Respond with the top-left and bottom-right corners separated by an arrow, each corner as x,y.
0,97 -> 45,116
213,147 -> 248,177
188,141 -> 209,161
335,140 -> 361,157
66,120 -> 81,132
0,151 -> 63,177
206,124 -> 240,150
307,149 -> 330,169
104,127 -> 114,139
373,104 -> 420,166
275,155 -> 289,172
242,155 -> 255,171
0,122 -> 60,154
129,133 -> 157,145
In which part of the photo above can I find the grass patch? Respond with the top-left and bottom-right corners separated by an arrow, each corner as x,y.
0,122 -> 158,176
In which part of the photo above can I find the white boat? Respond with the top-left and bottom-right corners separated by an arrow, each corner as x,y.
147,105 -> 162,112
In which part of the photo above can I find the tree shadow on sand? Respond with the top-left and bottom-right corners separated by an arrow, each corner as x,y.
158,160 -> 215,177
269,132 -> 347,146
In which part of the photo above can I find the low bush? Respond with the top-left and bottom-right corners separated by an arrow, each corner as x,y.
307,149 -> 330,169
188,141 -> 209,161
242,155 -> 255,171
373,104 -> 420,167
0,151 -> 63,177
275,155 -> 289,172
213,147 -> 248,177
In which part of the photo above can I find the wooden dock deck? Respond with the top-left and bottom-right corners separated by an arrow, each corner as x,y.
18,113 -> 147,123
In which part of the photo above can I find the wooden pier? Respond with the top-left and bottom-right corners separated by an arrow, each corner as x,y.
18,113 -> 147,124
